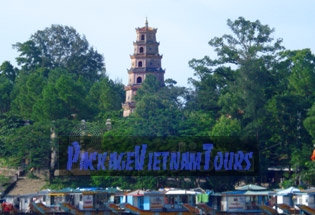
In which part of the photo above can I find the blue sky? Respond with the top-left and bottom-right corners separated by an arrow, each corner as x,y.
1,0 -> 314,87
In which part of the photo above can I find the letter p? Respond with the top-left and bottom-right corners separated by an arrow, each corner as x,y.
67,141 -> 81,170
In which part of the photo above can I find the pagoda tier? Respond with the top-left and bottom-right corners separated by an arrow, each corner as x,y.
130,54 -> 162,58
127,68 -> 165,73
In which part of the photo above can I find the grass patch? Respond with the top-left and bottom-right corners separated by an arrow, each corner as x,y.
27,172 -> 40,179
43,176 -> 93,190
0,175 -> 10,185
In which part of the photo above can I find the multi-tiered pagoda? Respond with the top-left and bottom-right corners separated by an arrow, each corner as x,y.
122,19 -> 165,117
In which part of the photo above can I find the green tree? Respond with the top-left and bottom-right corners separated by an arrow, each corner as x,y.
210,115 -> 241,137
0,117 -> 51,169
189,17 -> 284,136
179,111 -> 215,136
264,95 -> 308,166
133,75 -> 183,136
91,176 -> 158,190
304,103 -> 315,144
10,68 -> 48,118
13,24 -> 105,81
286,49 -> 315,100
261,49 -> 315,186
187,17 -> 286,186
87,77 -> 125,120
32,71 -> 92,121
0,113 -> 25,158
31,82 -> 67,121
0,61 -> 18,82
186,66 -> 233,114
0,75 -> 13,114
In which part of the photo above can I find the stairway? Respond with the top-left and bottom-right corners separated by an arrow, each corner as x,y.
7,177 -> 46,195
7,171 -> 47,195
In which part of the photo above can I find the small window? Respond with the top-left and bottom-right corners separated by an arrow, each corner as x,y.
141,35 -> 145,40
138,61 -> 142,67
139,47 -> 144,53
137,77 -> 142,84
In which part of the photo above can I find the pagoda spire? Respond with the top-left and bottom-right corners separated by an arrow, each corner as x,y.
145,17 -> 148,28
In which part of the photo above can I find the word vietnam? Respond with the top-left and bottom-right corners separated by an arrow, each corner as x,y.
67,142 -> 253,172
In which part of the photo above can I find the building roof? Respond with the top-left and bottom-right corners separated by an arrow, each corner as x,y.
221,190 -> 272,196
235,184 -> 267,191
301,189 -> 315,193
126,190 -> 164,196
144,191 -> 164,196
165,189 -> 202,195
136,18 -> 157,32
222,190 -> 247,195
277,187 -> 301,195
137,26 -> 156,31
244,191 -> 272,196
127,189 -> 145,196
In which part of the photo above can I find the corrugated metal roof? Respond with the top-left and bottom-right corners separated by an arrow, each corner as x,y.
222,190 -> 273,196
165,190 -> 202,195
235,184 -> 267,191
221,190 -> 246,195
244,191 -> 271,196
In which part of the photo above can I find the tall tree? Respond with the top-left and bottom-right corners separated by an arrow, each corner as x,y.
286,49 -> 315,101
30,69 -> 96,121
0,116 -> 51,169
0,61 -> 18,82
187,17 -> 285,185
87,77 -> 125,120
260,49 -> 315,187
0,61 -> 18,113
189,17 -> 284,136
10,68 -> 48,118
13,24 -> 105,81
304,103 -> 315,145
0,75 -> 13,114
133,75 -> 184,137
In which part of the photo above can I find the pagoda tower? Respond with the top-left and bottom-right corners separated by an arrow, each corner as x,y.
122,19 -> 165,117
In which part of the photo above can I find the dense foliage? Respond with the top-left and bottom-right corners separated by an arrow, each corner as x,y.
1,18 -> 315,191
0,25 -> 124,182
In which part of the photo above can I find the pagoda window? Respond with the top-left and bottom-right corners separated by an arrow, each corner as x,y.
141,34 -> 145,40
136,77 -> 142,84
139,47 -> 144,53
138,61 -> 143,67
